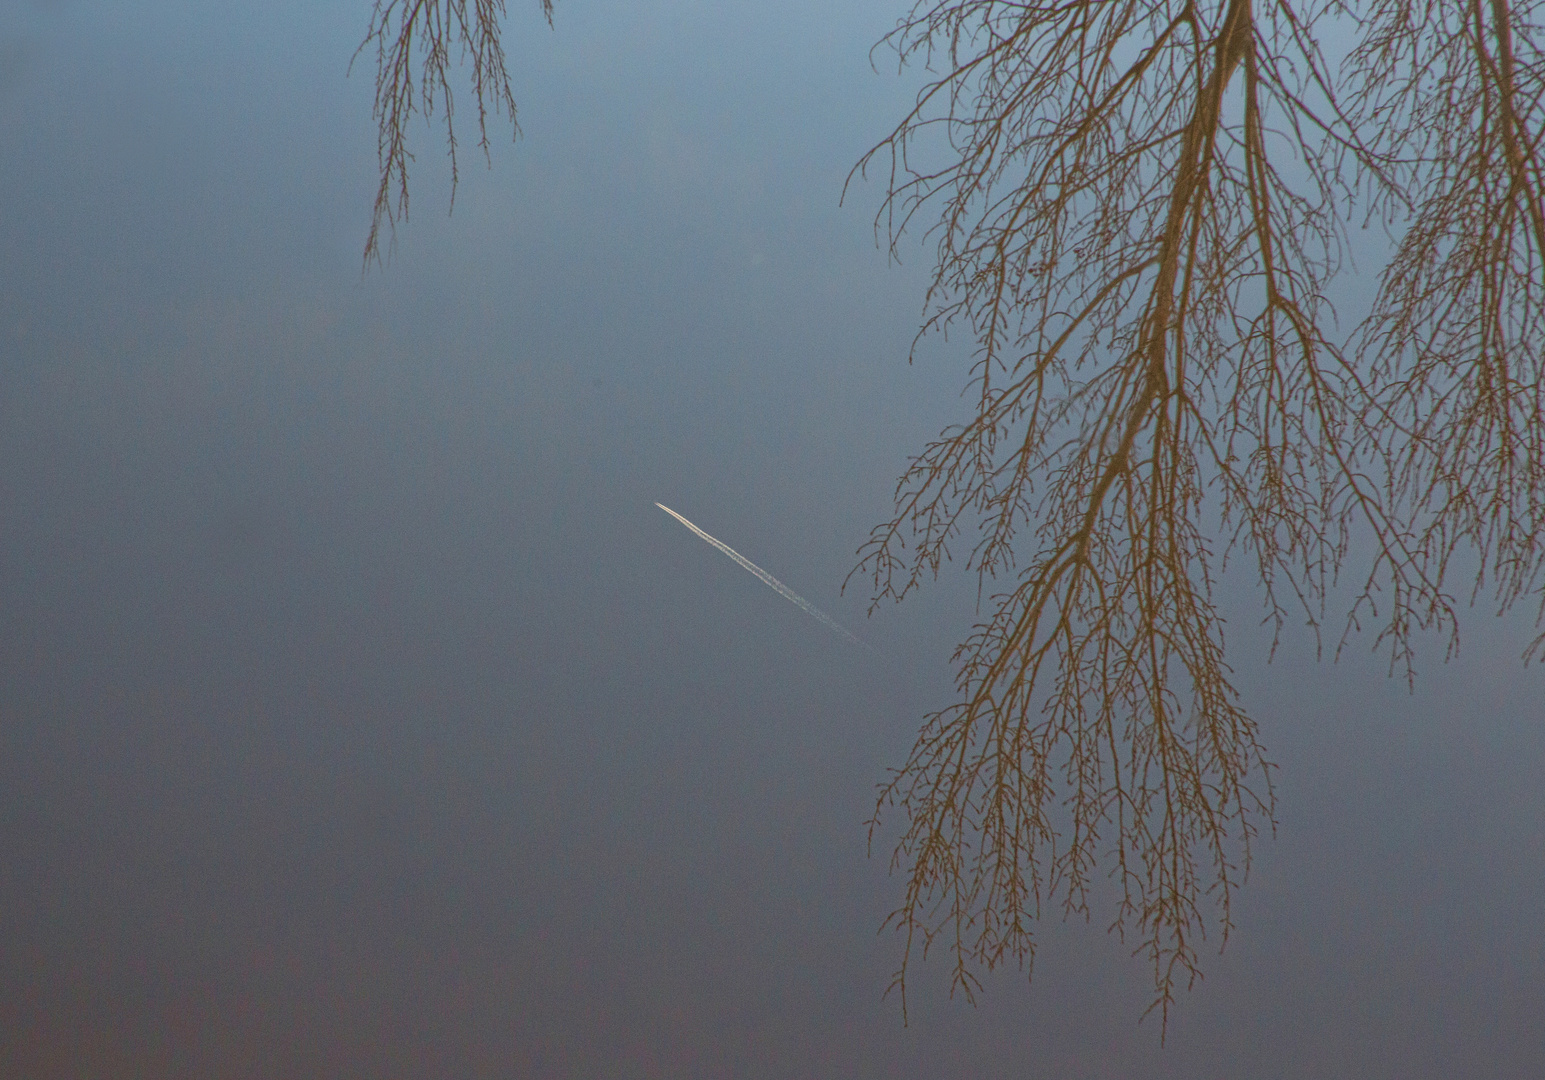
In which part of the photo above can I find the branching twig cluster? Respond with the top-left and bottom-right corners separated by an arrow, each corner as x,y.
354,0 -> 553,266
842,0 -> 1544,1033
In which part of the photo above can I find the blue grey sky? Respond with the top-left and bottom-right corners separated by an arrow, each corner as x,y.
2,2 -> 1542,1076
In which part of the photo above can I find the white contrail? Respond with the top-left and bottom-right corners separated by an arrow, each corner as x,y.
656,502 -> 868,648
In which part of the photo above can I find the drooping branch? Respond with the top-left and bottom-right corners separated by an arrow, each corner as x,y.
354,0 -> 555,266
850,0 -> 1360,1033
854,0 -> 1544,1036
1349,0 -> 1545,664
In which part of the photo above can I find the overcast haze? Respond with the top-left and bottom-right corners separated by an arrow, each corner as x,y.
2,2 -> 1542,1076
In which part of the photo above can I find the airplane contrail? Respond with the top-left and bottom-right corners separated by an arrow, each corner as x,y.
655,502 -> 868,648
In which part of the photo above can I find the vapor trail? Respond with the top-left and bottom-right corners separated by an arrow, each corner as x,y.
655,502 -> 867,648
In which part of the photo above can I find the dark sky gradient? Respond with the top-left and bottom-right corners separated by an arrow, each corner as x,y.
2,2 -> 1542,1076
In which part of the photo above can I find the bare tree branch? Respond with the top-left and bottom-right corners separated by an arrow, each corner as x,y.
353,0 -> 554,267
846,0 -> 1544,1035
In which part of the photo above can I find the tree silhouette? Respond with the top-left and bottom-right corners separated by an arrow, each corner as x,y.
357,0 -> 1545,1031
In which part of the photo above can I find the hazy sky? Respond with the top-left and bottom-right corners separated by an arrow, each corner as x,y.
2,2 -> 1542,1077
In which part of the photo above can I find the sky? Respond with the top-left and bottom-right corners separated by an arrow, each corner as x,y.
1,1 -> 1542,1077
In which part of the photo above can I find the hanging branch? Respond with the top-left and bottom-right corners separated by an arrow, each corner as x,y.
354,0 -> 554,266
